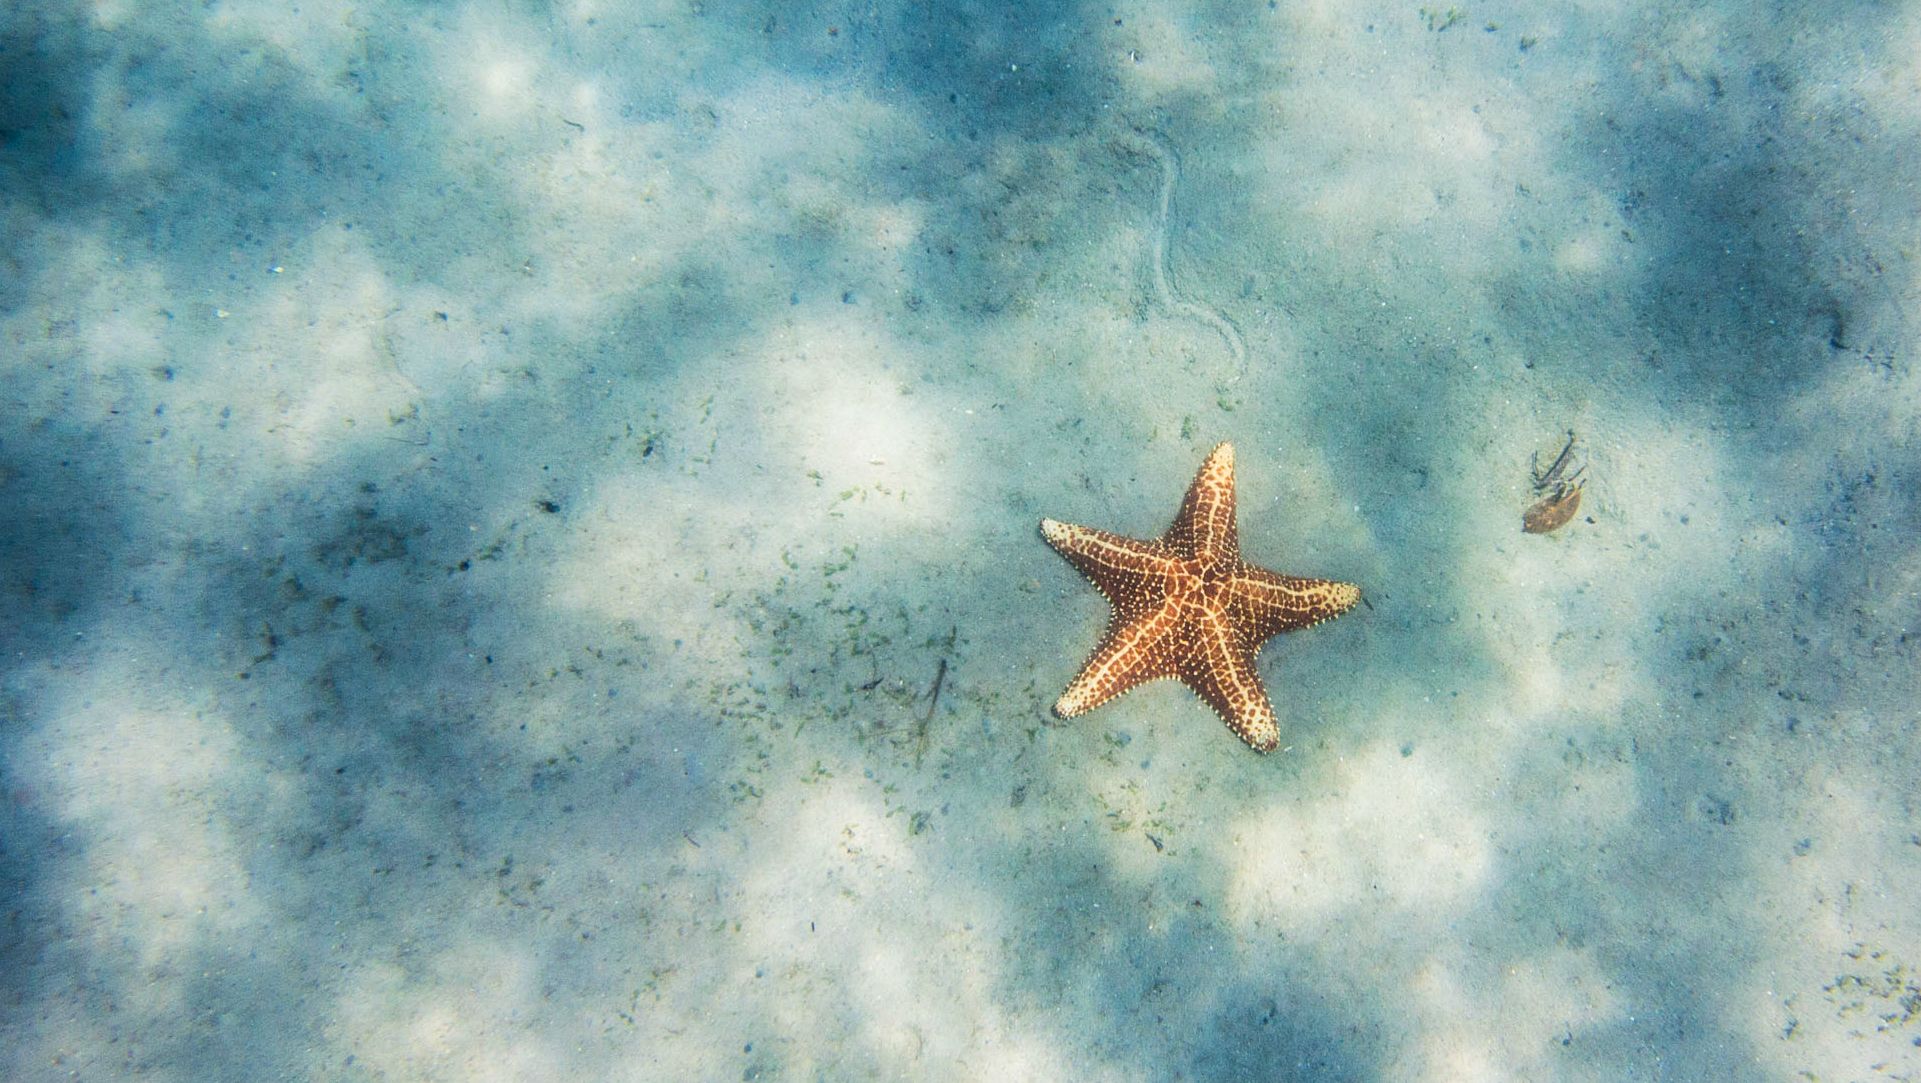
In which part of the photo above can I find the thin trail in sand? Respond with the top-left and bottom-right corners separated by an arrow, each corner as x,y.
1117,128 -> 1249,383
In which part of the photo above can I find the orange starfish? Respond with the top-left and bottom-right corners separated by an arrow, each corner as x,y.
1040,442 -> 1360,752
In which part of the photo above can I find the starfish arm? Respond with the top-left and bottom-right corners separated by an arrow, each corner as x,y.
1164,442 -> 1239,561
1040,519 -> 1178,618
1228,566 -> 1362,643
1053,602 -> 1184,717
1180,613 -> 1281,752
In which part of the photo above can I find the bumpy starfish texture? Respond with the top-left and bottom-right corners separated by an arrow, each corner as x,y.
1040,442 -> 1360,752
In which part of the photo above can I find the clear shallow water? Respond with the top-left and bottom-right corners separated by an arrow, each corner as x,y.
4,2 -> 1920,1079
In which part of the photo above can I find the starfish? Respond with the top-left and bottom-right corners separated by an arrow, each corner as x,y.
1040,442 -> 1360,752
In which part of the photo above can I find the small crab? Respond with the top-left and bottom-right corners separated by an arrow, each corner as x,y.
1523,430 -> 1585,534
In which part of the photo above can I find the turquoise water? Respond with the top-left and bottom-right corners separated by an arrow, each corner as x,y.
4,2 -> 1919,1079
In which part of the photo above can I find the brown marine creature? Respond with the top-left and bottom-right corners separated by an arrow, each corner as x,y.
1040,443 -> 1360,753
1523,431 -> 1585,534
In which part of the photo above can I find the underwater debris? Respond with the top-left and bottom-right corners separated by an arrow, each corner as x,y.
1523,430 -> 1585,534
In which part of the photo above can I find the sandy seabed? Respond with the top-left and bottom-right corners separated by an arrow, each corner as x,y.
4,1 -> 1921,1080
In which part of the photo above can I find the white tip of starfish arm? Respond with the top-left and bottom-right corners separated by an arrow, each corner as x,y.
1231,708 -> 1281,753
1039,518 -> 1091,549
1053,685 -> 1097,717
1327,581 -> 1361,610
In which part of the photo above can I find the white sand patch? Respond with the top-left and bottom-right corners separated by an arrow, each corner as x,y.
419,58 -> 927,326
665,78 -> 925,280
545,468 -> 759,648
435,7 -> 553,127
747,310 -> 952,507
1404,946 -> 1623,1081
1225,739 -> 1493,926
1861,5 -> 1921,115
24,673 -> 263,976
330,942 -> 561,1082
84,0 -> 136,30
1739,772 -> 1921,1079
1003,297 -> 1226,420
220,229 -> 423,464
1551,218 -> 1635,277
79,301 -> 169,377
78,65 -> 184,183
548,306 -> 954,633
1240,445 -> 1371,554
1266,67 -> 1534,263
1787,345 -> 1921,462
1105,5 -> 1222,95
0,223 -> 173,403
200,0 -> 372,86
1453,537 -> 1648,725
708,775 -> 1111,1081
373,279 -> 515,395
1500,946 -> 1624,1035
